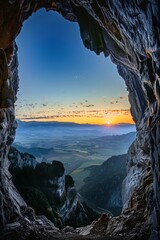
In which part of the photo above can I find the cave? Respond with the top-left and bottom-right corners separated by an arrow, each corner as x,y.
0,1 -> 160,240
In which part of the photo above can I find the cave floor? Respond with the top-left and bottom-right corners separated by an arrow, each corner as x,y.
1,204 -> 150,240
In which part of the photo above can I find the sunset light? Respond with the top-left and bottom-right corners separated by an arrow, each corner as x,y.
2,1 -> 156,238
16,10 -> 134,125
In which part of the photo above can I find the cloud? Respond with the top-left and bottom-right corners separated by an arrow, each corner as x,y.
110,99 -> 119,104
21,116 -> 50,120
83,104 -> 94,108
18,108 -> 131,121
119,96 -> 125,100
16,102 -> 38,110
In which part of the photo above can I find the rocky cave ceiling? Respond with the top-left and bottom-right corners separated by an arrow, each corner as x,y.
0,1 -> 160,239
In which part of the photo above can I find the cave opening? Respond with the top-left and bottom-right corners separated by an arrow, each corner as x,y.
1,1 -> 159,239
8,9 -> 136,229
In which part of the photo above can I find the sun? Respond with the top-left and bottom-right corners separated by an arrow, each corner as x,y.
107,121 -> 111,125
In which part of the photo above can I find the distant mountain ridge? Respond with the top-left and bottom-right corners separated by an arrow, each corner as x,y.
94,131 -> 136,141
12,143 -> 54,157
16,119 -> 135,128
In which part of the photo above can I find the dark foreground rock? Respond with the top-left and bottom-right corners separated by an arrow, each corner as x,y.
0,207 -> 150,240
0,0 -> 160,239
9,147 -> 99,229
1,163 -> 152,240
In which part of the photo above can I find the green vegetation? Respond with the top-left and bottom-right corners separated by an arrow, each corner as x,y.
13,132 -> 135,190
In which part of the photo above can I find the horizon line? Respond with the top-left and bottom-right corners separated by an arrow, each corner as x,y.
16,119 -> 135,126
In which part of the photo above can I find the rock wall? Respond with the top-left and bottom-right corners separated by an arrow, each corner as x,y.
0,0 -> 160,239
79,154 -> 127,216
9,147 -> 90,228
0,43 -> 26,226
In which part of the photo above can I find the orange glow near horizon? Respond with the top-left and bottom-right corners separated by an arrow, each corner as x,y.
16,10 -> 135,128
16,99 -> 134,125
18,113 -> 134,125
103,114 -> 134,125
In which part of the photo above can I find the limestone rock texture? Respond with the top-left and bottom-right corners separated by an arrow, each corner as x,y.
0,0 -> 160,239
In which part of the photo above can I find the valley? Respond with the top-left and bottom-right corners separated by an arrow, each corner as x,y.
13,121 -> 136,190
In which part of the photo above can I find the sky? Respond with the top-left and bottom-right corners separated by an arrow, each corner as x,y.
15,9 -> 133,125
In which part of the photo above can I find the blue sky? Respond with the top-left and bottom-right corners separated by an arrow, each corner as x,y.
16,9 -> 132,124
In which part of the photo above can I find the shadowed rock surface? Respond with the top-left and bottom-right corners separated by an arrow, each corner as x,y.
79,154 -> 127,216
0,1 -> 160,239
9,147 -> 99,228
